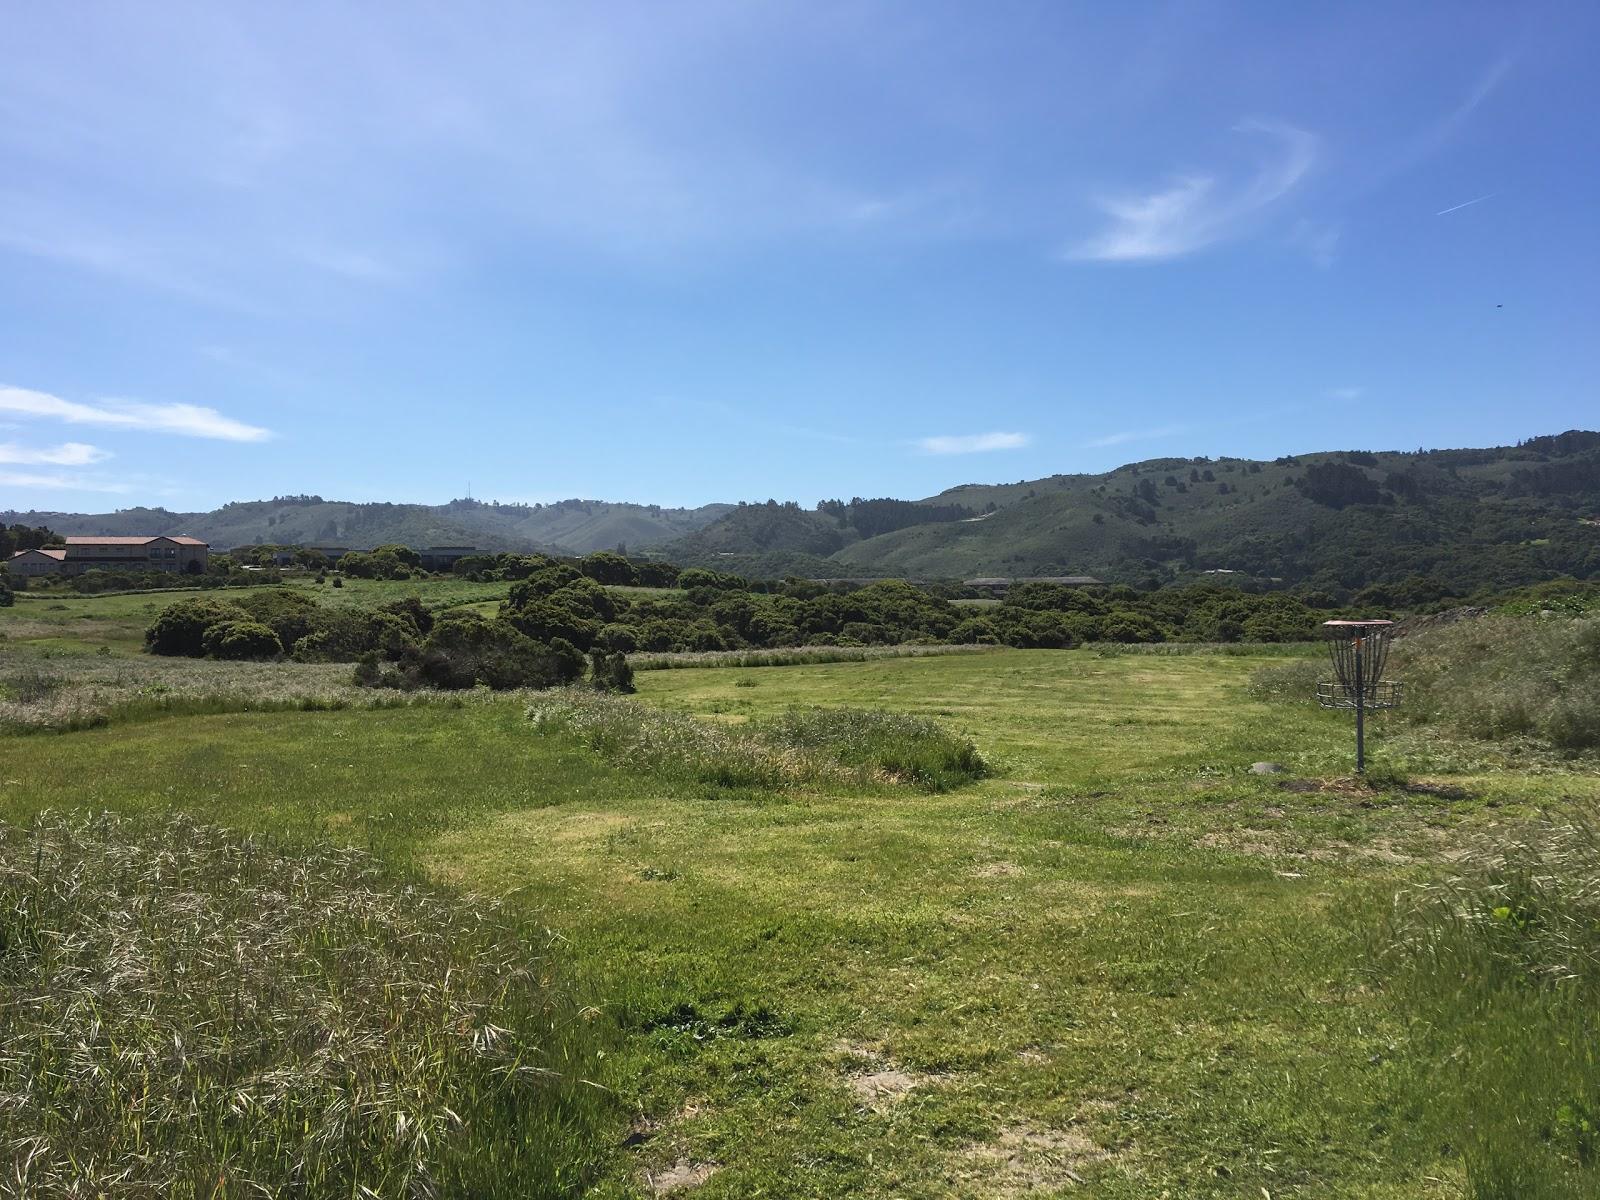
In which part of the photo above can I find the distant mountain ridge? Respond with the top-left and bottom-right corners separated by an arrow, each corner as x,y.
3,496 -> 734,556
11,431 -> 1600,592
657,431 -> 1600,592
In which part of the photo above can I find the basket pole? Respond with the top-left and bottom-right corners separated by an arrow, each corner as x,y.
1354,635 -> 1366,773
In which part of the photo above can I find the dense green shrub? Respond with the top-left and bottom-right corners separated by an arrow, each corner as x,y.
201,619 -> 283,661
378,595 -> 435,638
565,575 -> 1321,657
338,549 -> 413,579
355,614 -> 584,691
588,649 -> 635,694
144,597 -> 248,657
579,551 -> 638,586
230,588 -> 321,647
293,609 -> 418,662
0,577 -> 12,607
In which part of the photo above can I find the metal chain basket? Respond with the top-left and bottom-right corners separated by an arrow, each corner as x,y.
1315,619 -> 1402,770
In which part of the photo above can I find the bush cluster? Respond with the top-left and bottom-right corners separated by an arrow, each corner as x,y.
353,613 -> 588,692
496,569 -> 1322,656
142,590 -> 612,693
449,550 -> 679,589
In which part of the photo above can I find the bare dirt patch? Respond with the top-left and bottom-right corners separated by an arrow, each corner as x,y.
850,1069 -> 921,1103
648,1158 -> 719,1194
957,1122 -> 1120,1193
973,859 -> 1024,879
834,1039 -> 933,1107
1277,777 -> 1473,801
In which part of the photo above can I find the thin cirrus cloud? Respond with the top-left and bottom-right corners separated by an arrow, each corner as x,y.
0,440 -> 112,466
0,385 -> 272,442
916,432 -> 1031,455
1070,120 -> 1318,262
0,469 -> 133,493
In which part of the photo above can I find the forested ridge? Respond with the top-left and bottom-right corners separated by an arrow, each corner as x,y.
10,431 -> 1600,593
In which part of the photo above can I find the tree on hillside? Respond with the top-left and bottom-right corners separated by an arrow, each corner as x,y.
580,551 -> 638,586
1295,461 -> 1383,509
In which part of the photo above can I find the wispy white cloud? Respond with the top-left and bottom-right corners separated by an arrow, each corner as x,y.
0,385 -> 272,442
0,440 -> 112,466
1084,424 -> 1186,448
1436,193 -> 1494,216
0,469 -> 133,493
917,431 -> 1030,455
1070,120 -> 1317,262
1326,386 -> 1365,401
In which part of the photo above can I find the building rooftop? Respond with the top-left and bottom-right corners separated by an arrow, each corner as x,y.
63,535 -> 208,547
10,548 -> 67,560
963,575 -> 1103,587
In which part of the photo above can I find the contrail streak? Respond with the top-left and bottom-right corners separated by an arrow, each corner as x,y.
1436,193 -> 1494,216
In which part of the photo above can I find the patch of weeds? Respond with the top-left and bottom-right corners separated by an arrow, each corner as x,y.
640,1001 -> 793,1052
527,691 -> 986,792
2,666 -> 60,704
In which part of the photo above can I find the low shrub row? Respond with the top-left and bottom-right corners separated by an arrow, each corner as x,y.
496,563 -> 1326,658
142,590 -> 634,693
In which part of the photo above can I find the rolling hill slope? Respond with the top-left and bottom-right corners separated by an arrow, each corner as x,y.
12,432 -> 1599,593
663,433 -> 1600,590
4,496 -> 732,555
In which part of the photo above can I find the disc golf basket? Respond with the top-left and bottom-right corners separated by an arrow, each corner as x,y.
1315,620 -> 1402,772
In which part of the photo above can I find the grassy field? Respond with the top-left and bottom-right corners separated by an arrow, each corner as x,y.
6,625 -> 1596,1196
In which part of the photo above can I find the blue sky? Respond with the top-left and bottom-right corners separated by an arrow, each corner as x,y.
2,1 -> 1596,512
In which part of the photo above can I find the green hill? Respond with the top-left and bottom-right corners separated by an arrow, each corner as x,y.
5,497 -> 733,556
14,432 -> 1600,593
664,433 -> 1600,591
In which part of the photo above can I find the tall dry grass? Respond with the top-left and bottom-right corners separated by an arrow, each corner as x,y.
1376,816 -> 1600,1198
0,812 -> 613,1198
1393,615 -> 1600,753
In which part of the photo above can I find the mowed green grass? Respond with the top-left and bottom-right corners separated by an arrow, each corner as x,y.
3,650 -> 1595,1196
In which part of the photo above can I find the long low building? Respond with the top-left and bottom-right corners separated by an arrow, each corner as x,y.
6,547 -> 68,577
963,575 -> 1103,593
6,536 -> 209,577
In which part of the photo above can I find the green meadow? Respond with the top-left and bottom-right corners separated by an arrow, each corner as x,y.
4,587 -> 1599,1196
